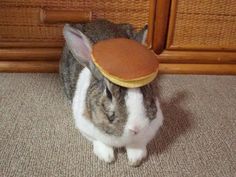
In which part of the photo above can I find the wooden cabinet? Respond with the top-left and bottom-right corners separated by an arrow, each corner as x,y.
149,0 -> 236,74
0,0 -> 236,74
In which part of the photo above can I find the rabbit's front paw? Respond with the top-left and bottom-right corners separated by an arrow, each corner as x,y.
126,146 -> 147,167
93,141 -> 115,163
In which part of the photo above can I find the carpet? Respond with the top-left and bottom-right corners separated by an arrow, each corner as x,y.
0,73 -> 235,177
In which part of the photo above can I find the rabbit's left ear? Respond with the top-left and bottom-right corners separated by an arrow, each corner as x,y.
134,25 -> 148,45
63,24 -> 92,67
63,24 -> 103,80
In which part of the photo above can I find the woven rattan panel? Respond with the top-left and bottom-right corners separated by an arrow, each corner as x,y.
168,0 -> 236,50
0,0 -> 149,44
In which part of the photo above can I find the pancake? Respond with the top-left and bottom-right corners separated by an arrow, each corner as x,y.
91,38 -> 159,88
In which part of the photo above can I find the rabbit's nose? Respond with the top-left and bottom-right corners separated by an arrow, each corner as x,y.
128,127 -> 139,135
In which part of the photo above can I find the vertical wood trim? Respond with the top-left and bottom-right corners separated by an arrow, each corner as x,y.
147,0 -> 157,48
152,0 -> 172,54
166,0 -> 178,48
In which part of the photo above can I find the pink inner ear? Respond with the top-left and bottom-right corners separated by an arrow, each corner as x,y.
76,40 -> 91,61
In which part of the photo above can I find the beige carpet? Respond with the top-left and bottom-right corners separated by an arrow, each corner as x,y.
0,73 -> 235,177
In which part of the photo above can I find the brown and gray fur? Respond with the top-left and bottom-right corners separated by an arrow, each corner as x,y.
60,19 -> 157,136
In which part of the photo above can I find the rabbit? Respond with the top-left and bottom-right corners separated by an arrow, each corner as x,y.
59,19 -> 163,166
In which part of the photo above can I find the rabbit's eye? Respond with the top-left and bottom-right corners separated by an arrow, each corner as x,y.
102,103 -> 115,123
106,87 -> 113,100
108,112 -> 115,123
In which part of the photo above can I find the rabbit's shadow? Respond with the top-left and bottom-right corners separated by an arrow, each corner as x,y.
148,81 -> 195,156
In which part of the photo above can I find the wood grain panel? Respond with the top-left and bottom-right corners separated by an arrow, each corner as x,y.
167,0 -> 236,50
0,26 -> 63,42
177,0 -> 236,16
0,8 -> 40,25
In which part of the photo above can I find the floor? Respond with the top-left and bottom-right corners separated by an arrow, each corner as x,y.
0,73 -> 235,177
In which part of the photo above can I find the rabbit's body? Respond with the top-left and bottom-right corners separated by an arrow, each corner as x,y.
60,20 -> 163,166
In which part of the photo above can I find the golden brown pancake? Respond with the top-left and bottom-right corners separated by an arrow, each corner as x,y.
91,38 -> 159,88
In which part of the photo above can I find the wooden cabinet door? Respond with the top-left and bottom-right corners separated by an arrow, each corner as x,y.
150,0 -> 236,74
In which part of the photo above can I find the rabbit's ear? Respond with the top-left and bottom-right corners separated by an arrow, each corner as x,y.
63,24 -> 92,67
63,24 -> 103,80
134,25 -> 148,45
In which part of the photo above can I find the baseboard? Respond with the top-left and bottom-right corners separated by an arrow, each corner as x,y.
1,61 -> 235,75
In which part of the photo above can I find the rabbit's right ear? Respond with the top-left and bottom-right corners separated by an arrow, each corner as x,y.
63,24 -> 92,67
134,25 -> 148,45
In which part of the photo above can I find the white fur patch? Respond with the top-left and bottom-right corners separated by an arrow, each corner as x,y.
124,88 -> 150,134
126,146 -> 147,166
72,68 -> 91,123
93,141 -> 115,163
